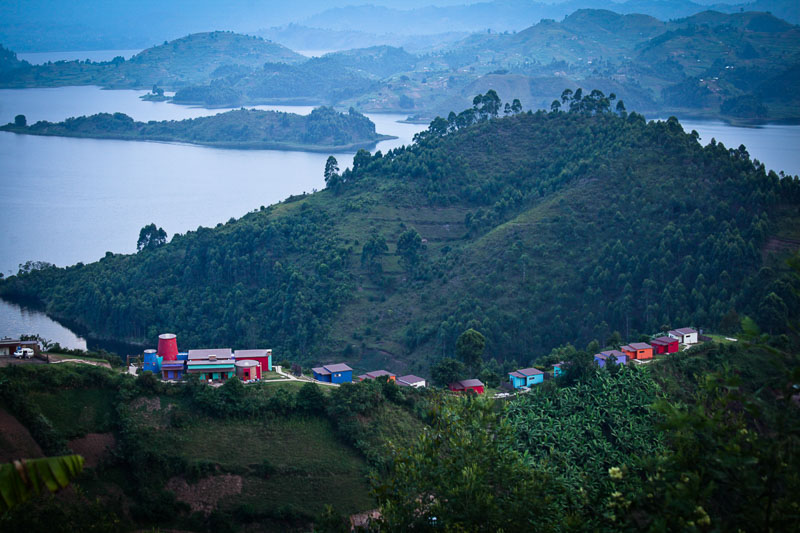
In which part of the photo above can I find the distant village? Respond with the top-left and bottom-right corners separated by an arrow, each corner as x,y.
117,327 -> 707,396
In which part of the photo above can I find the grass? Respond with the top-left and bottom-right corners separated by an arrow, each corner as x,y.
29,388 -> 116,438
706,334 -> 738,345
261,370 -> 284,380
143,411 -> 374,516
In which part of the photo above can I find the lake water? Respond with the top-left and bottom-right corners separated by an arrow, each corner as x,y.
0,85 -> 797,350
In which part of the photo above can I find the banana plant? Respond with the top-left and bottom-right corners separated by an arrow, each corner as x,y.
0,454 -> 84,512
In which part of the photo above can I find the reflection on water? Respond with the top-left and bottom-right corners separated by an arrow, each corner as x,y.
0,298 -> 87,351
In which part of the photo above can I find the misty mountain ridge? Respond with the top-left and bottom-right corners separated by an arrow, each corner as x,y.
0,0 -> 797,52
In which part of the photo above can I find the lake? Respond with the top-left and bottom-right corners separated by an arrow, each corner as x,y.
0,85 -> 798,350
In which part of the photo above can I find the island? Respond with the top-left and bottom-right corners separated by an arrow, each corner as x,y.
0,107 -> 395,152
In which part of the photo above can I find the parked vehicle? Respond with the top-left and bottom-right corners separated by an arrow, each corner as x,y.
12,348 -> 34,359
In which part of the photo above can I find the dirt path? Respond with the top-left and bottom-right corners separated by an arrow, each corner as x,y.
50,357 -> 112,369
0,408 -> 43,462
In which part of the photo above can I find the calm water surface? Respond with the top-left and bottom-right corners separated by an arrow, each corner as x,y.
0,85 -> 797,348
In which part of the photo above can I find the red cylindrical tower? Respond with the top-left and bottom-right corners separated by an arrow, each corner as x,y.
157,333 -> 178,361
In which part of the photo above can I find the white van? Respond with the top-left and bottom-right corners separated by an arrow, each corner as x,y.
13,347 -> 34,359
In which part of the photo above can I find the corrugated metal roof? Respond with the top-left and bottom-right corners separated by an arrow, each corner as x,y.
601,350 -> 626,357
235,349 -> 270,358
458,379 -> 484,388
650,336 -> 676,345
188,348 -> 232,360
325,363 -> 352,373
509,371 -> 526,378
516,367 -> 543,376
672,328 -> 697,335
397,374 -> 425,384
312,367 -> 331,375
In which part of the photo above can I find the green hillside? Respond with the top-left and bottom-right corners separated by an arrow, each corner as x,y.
0,31 -> 304,90
0,107 -> 391,152
2,95 -> 798,376
172,46 -> 414,107
0,362 -> 432,531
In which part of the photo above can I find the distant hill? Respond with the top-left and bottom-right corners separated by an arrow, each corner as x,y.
172,46 -> 415,107
302,0 -> 800,35
0,0 -> 796,54
0,31 -> 304,89
0,107 -> 391,152
3,99 -> 798,372
255,24 -> 468,54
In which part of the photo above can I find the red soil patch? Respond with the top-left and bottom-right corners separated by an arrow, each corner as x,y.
166,474 -> 243,515
0,407 -> 43,461
68,432 -> 116,468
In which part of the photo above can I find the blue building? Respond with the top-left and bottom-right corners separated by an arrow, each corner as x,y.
508,367 -> 544,389
312,363 -> 353,384
142,349 -> 162,373
594,350 -> 628,368
553,362 -> 564,377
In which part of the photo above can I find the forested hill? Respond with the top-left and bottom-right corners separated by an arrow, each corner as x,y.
0,32 -> 304,89
0,107 -> 390,151
2,95 -> 799,375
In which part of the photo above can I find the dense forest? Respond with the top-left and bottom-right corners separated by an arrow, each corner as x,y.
0,107 -> 389,151
2,91 -> 799,377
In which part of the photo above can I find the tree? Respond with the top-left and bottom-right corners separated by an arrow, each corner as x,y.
456,328 -> 485,370
511,98 -> 522,114
352,149 -> 371,172
361,232 -> 388,278
758,292 -> 788,334
323,155 -> 340,190
136,223 -> 167,251
14,114 -> 26,127
431,357 -> 465,387
295,382 -> 327,414
375,396 -> 563,530
396,228 -> 422,272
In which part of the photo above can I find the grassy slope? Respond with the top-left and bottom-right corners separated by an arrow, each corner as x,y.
29,388 -> 116,438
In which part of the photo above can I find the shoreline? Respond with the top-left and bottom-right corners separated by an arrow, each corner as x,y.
0,126 -> 397,153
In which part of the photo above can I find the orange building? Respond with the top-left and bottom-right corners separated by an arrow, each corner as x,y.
620,342 -> 653,360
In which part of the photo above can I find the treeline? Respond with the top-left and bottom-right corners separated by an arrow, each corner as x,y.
1,107 -> 386,150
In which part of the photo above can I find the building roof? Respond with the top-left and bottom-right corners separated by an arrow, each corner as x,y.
650,336 -> 677,345
235,349 -> 271,358
0,339 -> 39,346
397,374 -> 425,385
360,370 -> 395,380
455,378 -> 484,389
516,367 -> 543,376
509,371 -> 526,378
312,367 -> 331,376
235,360 -> 259,368
188,348 -> 232,360
601,350 -> 626,357
670,328 -> 697,335
324,363 -> 352,373
623,342 -> 652,351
